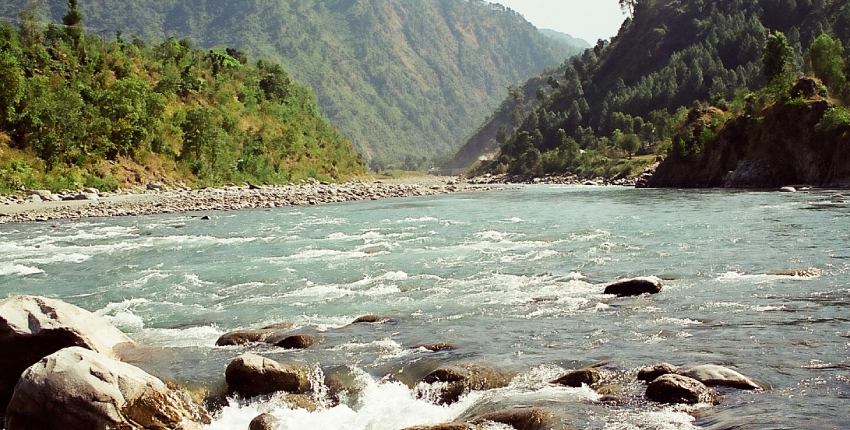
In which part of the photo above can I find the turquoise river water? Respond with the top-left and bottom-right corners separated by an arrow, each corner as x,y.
1,186 -> 848,429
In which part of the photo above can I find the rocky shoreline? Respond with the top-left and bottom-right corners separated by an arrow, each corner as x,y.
466,172 -> 649,187
0,178 -> 487,224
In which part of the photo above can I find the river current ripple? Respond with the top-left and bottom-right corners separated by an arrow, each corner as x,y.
1,186 -> 848,429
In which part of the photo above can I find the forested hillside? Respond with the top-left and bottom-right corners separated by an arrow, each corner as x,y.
0,3 -> 364,193
463,0 -> 850,178
0,0 -> 582,168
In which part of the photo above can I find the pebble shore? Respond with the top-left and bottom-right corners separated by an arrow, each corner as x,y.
0,178 -> 487,224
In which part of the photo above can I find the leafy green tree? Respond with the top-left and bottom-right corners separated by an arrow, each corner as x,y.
0,50 -> 24,127
617,133 -> 641,158
808,34 -> 847,97
763,32 -> 793,82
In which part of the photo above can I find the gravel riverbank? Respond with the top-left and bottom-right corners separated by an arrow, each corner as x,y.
0,177 -> 487,224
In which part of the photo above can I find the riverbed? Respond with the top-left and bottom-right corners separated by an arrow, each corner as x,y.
1,185 -> 847,429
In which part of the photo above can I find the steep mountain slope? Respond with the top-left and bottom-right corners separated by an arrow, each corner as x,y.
539,29 -> 591,49
0,0 -> 582,166
455,0 -> 850,173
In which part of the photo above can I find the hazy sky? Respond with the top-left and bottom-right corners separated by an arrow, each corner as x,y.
491,0 -> 627,43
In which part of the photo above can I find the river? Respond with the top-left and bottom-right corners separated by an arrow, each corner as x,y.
1,186 -> 847,429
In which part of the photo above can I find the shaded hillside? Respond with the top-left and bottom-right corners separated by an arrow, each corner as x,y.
460,0 -> 850,175
539,29 -> 590,49
0,0 -> 582,166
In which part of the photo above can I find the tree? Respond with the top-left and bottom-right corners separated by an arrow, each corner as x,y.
619,0 -> 638,17
808,34 -> 846,97
763,31 -> 793,83
62,0 -> 84,46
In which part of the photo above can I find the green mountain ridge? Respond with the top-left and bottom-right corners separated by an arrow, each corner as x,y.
457,0 -> 850,178
0,0 -> 583,166
539,29 -> 591,50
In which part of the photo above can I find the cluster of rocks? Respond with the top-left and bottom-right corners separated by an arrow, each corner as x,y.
0,278 -> 754,430
0,179 -> 483,224
467,173 -> 638,187
0,295 -> 208,430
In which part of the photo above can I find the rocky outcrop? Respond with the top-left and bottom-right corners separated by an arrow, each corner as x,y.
421,364 -> 513,405
5,347 -> 207,430
680,365 -> 761,390
0,295 -> 136,410
647,78 -> 850,189
551,368 -> 604,388
645,374 -> 719,405
225,354 -> 310,398
603,277 -> 662,297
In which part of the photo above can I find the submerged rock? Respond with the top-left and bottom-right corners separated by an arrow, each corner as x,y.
637,363 -> 679,382
680,365 -> 761,390
470,408 -> 552,430
5,347 -> 207,430
551,368 -> 604,388
0,295 -> 136,410
646,374 -> 719,405
413,342 -> 455,352
603,277 -> 662,297
351,315 -> 382,324
225,354 -> 310,398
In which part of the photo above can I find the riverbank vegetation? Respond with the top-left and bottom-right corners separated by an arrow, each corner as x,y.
466,0 -> 850,182
0,2 -> 365,194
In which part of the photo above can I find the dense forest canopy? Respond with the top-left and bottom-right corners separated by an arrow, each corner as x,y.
464,0 -> 850,178
0,2 -> 365,193
0,0 -> 583,169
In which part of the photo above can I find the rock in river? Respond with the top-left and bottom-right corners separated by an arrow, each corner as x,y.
0,295 -> 136,410
5,347 -> 207,430
421,364 -> 513,405
249,413 -> 280,430
603,277 -> 662,297
551,368 -> 604,388
225,353 -> 310,398
637,363 -> 680,382
680,364 -> 761,390
645,374 -> 719,405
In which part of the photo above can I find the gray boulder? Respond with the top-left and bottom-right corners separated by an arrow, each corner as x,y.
5,347 -> 207,430
0,295 -> 136,410
225,354 -> 310,398
637,363 -> 679,382
603,277 -> 662,297
680,365 -> 761,390
645,374 -> 719,405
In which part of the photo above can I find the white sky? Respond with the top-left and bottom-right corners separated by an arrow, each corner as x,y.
491,0 -> 627,43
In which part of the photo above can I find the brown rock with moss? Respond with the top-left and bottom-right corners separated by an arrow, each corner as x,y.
225,354 -> 310,398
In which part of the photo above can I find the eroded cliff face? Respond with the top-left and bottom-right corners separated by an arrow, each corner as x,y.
648,79 -> 850,188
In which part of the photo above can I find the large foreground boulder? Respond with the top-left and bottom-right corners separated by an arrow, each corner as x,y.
5,347 -> 207,430
0,295 -> 136,410
680,365 -> 761,390
603,277 -> 663,297
645,374 -> 719,405
225,354 -> 310,398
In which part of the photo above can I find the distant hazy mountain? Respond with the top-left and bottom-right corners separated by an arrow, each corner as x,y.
539,29 -> 591,49
0,0 -> 580,166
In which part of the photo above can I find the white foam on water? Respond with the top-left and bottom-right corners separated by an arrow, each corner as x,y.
0,263 -> 44,276
25,252 -> 92,264
95,298 -> 149,332
654,317 -> 704,326
204,370 -> 479,430
716,270 -> 820,283
603,405 -> 701,430
332,338 -> 413,363
134,325 -> 224,348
